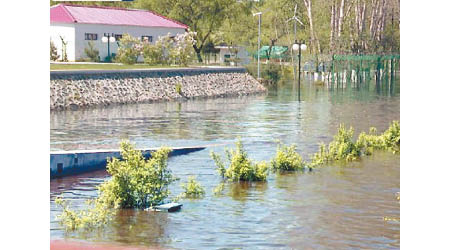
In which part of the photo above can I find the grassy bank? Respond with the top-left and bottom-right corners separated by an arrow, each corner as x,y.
50,63 -> 184,71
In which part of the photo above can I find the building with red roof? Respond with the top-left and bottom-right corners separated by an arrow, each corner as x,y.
50,4 -> 188,61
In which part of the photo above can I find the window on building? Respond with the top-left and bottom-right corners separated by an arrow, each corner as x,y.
85,33 -> 98,40
141,36 -> 153,43
114,34 -> 123,41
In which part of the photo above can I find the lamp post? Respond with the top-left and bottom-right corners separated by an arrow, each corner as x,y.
292,40 -> 307,86
253,12 -> 262,79
293,40 -> 307,97
102,33 -> 116,62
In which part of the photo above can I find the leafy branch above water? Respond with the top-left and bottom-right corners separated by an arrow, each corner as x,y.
210,139 -> 269,182
310,121 -> 400,168
179,176 -> 206,199
55,121 -> 399,231
271,144 -> 307,172
55,141 -> 176,231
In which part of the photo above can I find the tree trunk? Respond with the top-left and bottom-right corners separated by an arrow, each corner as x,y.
330,2 -> 336,52
370,0 -> 380,41
354,0 -> 367,52
193,45 -> 203,63
338,0 -> 345,38
377,0 -> 387,42
304,0 -> 322,71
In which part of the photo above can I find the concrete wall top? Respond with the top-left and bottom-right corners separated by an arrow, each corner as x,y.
50,66 -> 247,79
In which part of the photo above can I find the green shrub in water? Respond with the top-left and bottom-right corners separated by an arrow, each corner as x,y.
356,121 -> 400,154
271,144 -> 306,171
210,139 -> 268,181
55,196 -> 113,231
310,124 -> 362,168
212,183 -> 225,196
310,121 -> 400,167
55,142 -> 176,231
100,142 -> 176,209
264,63 -> 282,82
379,120 -> 400,153
180,176 -> 205,198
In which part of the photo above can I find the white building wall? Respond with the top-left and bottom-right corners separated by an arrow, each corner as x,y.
72,23 -> 186,61
50,23 -> 76,61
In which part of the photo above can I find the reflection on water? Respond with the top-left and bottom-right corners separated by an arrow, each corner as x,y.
51,77 -> 400,249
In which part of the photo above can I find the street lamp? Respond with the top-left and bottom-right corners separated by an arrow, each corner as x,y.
292,40 -> 307,89
253,12 -> 262,80
102,33 -> 116,62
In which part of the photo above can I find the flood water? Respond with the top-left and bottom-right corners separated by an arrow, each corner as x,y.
50,77 -> 400,249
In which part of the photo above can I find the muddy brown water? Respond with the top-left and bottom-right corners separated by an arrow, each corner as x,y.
51,77 -> 400,249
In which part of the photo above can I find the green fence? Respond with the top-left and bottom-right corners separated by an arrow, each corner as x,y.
329,54 -> 399,86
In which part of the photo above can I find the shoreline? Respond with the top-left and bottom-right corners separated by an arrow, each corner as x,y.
50,67 -> 267,110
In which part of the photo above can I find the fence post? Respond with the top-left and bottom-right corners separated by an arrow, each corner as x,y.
331,54 -> 335,86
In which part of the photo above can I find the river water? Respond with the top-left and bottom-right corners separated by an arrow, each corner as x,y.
50,77 -> 400,249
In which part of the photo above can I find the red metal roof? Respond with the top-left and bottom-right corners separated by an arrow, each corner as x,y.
50,4 -> 188,29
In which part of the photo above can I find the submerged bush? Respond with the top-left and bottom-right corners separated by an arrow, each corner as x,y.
380,120 -> 400,153
264,63 -> 282,82
310,124 -> 362,168
210,139 -> 268,182
212,183 -> 225,196
55,142 -> 176,231
180,176 -> 205,198
271,144 -> 306,171
100,142 -> 175,209
356,121 -> 400,155
55,197 -> 114,231
310,121 -> 400,167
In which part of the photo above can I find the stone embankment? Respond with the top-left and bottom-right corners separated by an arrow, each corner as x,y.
50,68 -> 266,110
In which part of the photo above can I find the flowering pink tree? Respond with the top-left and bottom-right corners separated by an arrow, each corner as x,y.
170,31 -> 196,66
142,31 -> 196,66
115,34 -> 142,64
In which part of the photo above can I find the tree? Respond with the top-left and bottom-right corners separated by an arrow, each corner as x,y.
142,31 -> 196,66
135,0 -> 238,63
115,34 -> 142,64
